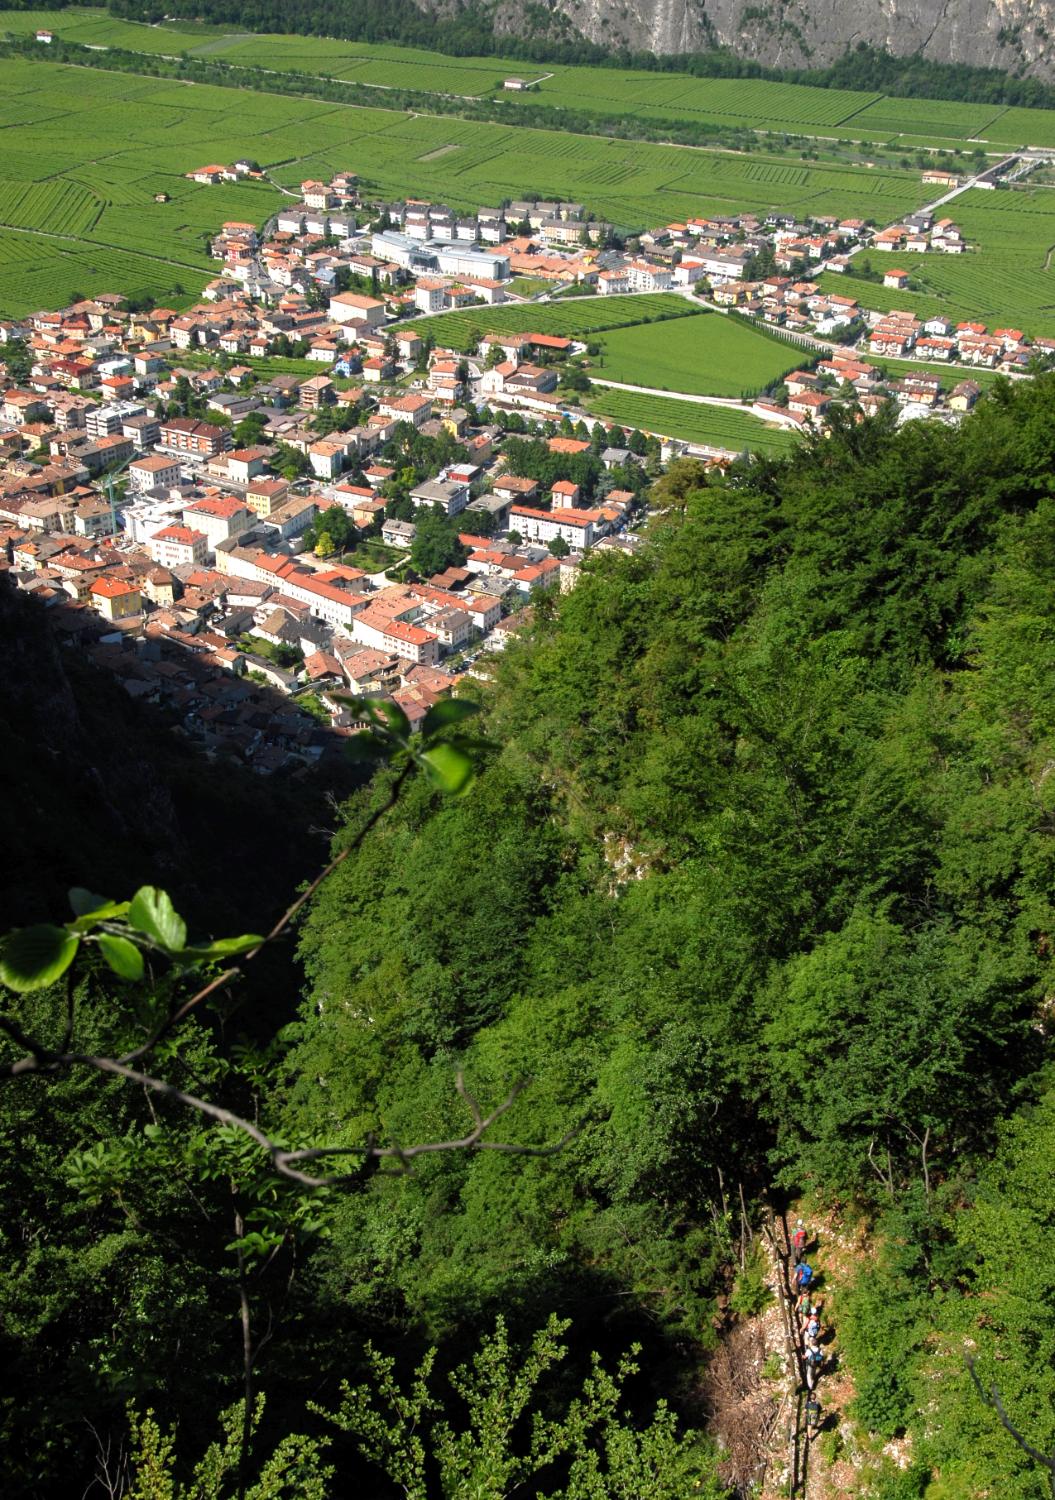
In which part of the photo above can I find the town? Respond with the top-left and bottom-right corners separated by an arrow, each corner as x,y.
1,166 -> 1047,773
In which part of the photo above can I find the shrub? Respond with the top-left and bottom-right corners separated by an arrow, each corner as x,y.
729,1244 -> 773,1319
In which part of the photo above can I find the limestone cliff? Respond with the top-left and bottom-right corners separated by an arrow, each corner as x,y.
482,0 -> 1055,77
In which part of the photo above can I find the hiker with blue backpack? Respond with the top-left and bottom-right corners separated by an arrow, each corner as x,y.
793,1260 -> 813,1293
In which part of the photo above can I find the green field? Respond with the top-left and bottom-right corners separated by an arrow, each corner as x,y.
507,276 -> 552,298
2,13 -> 1055,330
589,388 -> 797,455
0,48 -> 936,316
11,8 -> 1055,152
818,187 -> 1055,338
405,294 -> 704,350
594,313 -> 798,398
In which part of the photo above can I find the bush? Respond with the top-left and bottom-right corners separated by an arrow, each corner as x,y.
854,1365 -> 914,1438
869,1460 -> 931,1499
729,1244 -> 773,1319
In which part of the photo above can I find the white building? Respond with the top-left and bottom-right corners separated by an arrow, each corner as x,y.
509,504 -> 604,550
328,291 -> 386,329
409,478 -> 470,516
351,608 -> 441,665
182,495 -> 253,553
129,454 -> 182,494
148,525 -> 209,568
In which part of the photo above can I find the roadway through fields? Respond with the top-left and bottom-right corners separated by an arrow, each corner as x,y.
589,376 -> 769,413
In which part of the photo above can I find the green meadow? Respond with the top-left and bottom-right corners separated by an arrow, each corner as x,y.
594,313 -> 799,397
590,387 -> 797,454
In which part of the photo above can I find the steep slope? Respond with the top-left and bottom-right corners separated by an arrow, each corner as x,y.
0,581 -> 329,932
486,0 -> 1055,75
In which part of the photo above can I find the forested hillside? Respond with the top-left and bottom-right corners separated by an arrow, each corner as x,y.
4,381 -> 1055,1495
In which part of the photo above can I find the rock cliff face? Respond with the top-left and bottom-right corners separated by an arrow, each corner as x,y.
487,0 -> 1055,77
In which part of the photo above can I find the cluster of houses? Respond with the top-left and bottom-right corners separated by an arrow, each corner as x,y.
865,310 -> 1041,371
186,160 -> 268,186
0,281 -> 654,771
207,181 -> 616,315
745,351 -> 986,438
3,165 -> 1054,765
872,212 -> 966,255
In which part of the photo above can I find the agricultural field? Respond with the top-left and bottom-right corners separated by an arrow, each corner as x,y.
1,22 -> 1055,333
12,8 -> 1055,153
820,187 -> 1055,337
507,276 -> 552,298
834,96 -> 1010,145
588,388 -> 797,455
819,271 -> 951,324
403,294 -> 704,351
0,49 -> 937,314
593,312 -> 798,398
864,354 -> 1005,389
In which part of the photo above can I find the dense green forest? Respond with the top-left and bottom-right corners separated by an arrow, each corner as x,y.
4,380 -> 1055,1495
6,0 -> 1055,110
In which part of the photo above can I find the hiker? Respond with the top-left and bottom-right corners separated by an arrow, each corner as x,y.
804,1342 -> 825,1388
804,1308 -> 821,1343
793,1261 -> 813,1292
791,1218 -> 808,1265
806,1395 -> 822,1438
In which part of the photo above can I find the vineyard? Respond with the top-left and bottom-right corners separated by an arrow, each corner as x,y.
588,388 -> 797,454
404,294 -> 705,350
816,185 -> 1055,337
593,313 -> 799,398
1,14 -> 1055,328
837,95 -> 1008,143
0,46 -> 934,319
10,6 -> 1055,155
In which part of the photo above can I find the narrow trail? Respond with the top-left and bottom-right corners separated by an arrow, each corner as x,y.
753,1207 -> 870,1500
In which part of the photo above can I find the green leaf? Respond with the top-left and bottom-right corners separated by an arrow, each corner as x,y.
69,887 -> 111,916
95,934 -> 145,981
0,925 -> 80,992
422,698 -> 481,739
420,742 -> 476,796
345,731 -> 394,764
68,889 -> 131,931
376,700 -> 411,739
180,934 -> 264,962
128,887 -> 187,952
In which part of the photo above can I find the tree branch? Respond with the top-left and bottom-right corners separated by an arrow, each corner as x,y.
7,1049 -> 575,1188
0,764 -> 414,1084
0,757 -> 577,1188
966,1355 -> 1055,1497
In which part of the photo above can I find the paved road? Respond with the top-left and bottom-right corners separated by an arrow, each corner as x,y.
588,377 -> 753,412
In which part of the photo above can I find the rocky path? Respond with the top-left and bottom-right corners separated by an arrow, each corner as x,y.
701,1205 -> 872,1500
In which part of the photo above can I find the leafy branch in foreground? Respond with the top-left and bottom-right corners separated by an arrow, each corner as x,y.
0,699 -> 575,1186
967,1357 -> 1055,1500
